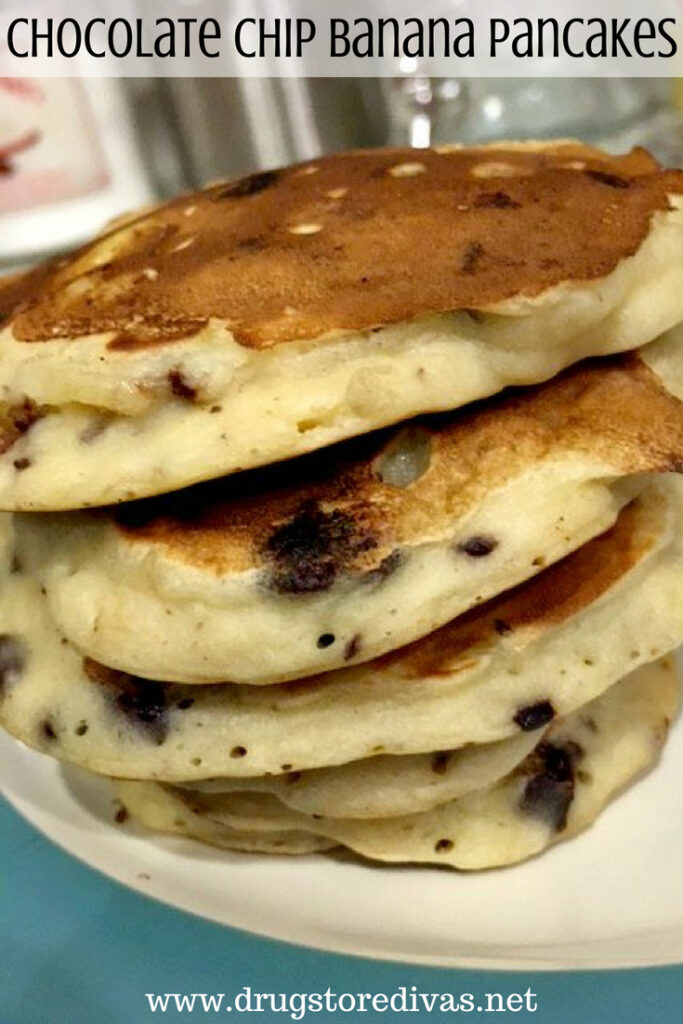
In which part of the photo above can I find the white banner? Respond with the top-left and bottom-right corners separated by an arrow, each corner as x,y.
0,0 -> 682,76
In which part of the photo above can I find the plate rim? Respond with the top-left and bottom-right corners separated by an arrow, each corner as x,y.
4,751 -> 683,973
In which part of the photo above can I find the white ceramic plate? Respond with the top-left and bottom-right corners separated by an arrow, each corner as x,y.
2,686 -> 683,971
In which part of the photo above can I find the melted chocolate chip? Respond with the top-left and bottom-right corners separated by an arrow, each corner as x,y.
264,501 -> 376,595
431,752 -> 451,776
230,745 -> 247,758
514,700 -> 556,732
41,719 -> 57,741
168,369 -> 197,401
434,838 -> 454,853
316,633 -> 335,649
474,191 -> 521,209
237,235 -> 266,251
0,399 -> 44,456
0,635 -> 25,690
79,415 -> 112,445
461,242 -> 485,274
114,805 -> 129,824
83,658 -> 168,744
75,721 -> 88,736
12,457 -> 30,471
344,634 -> 361,661
363,549 -> 402,586
493,618 -> 512,636
519,742 -> 577,832
585,169 -> 630,190
457,535 -> 498,558
216,170 -> 280,200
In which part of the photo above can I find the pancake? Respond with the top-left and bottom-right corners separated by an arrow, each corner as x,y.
15,335 -> 683,685
3,482 -> 683,782
114,658 -> 678,869
177,729 -> 541,819
2,143 -> 683,510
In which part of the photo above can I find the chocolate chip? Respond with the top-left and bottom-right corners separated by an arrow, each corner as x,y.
0,635 -> 25,690
344,634 -> 361,661
585,169 -> 630,189
83,658 -> 168,744
12,457 -> 30,471
434,838 -> 453,853
493,618 -> 512,636
521,775 -> 573,832
474,191 -> 521,209
75,721 -> 88,736
41,719 -> 57,741
514,700 -> 555,732
114,805 -> 129,824
168,369 -> 197,401
317,633 -> 335,649
216,170 -> 280,199
79,415 -> 112,444
237,235 -> 266,251
461,242 -> 485,274
230,745 -> 247,758
519,742 -> 577,832
431,752 -> 451,775
176,698 -> 195,710
264,501 -> 376,595
0,399 -> 44,456
363,549 -> 402,585
457,535 -> 498,558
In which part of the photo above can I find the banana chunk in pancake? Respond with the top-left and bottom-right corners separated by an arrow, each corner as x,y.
3,482 -> 683,782
2,143 -> 683,510
15,336 -> 683,685
114,658 -> 678,869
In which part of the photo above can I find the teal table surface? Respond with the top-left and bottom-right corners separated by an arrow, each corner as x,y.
2,799 -> 682,1024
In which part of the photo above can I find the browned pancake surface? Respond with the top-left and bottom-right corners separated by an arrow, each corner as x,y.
5,144 -> 682,349
111,354 -> 683,583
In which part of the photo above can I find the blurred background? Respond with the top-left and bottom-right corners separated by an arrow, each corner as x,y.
1,75 -> 683,265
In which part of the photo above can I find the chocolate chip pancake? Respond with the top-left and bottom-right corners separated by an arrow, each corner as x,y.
15,333 -> 683,685
113,658 -> 678,869
2,142 -> 683,509
3,483 -> 683,782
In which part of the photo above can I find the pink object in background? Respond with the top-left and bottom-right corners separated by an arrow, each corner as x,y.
0,77 -> 109,214
0,73 -> 155,263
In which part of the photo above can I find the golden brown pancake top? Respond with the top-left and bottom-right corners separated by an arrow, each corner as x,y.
5,143 -> 683,349
111,353 -> 683,584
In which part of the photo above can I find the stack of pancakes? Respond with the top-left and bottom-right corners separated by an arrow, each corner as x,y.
3,141 -> 683,870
